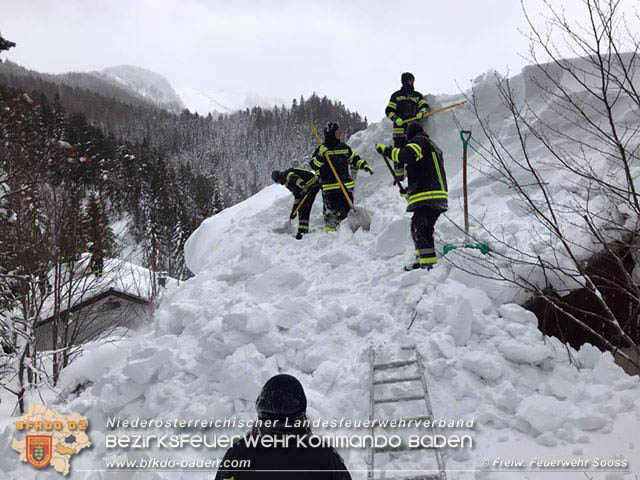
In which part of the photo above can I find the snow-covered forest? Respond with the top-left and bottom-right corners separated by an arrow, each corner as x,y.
0,57 -> 367,417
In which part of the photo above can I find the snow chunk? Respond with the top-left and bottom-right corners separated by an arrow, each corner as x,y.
247,266 -> 306,299
374,218 -> 411,258
461,351 -> 503,381
535,432 -> 558,446
123,347 -> 170,384
428,332 -> 457,359
311,361 -> 340,394
516,394 -> 570,433
592,352 -> 627,385
497,303 -> 538,326
494,383 -> 521,413
569,409 -> 610,431
219,344 -> 276,401
575,344 -> 602,369
446,298 -> 473,346
497,339 -> 553,365
318,250 -> 353,267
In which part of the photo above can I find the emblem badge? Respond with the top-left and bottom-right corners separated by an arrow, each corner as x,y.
26,435 -> 52,469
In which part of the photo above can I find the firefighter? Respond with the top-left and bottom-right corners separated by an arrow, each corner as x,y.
310,122 -> 373,232
376,122 -> 447,270
272,168 -> 320,239
384,72 -> 431,182
214,374 -> 352,480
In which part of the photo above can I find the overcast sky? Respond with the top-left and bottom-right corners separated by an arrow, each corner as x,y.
2,0 -> 637,120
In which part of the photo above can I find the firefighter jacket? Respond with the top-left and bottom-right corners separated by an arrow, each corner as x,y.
385,87 -> 430,137
310,142 -> 370,194
280,168 -> 319,198
381,132 -> 448,212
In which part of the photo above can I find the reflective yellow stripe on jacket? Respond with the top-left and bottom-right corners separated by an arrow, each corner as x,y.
322,181 -> 355,192
432,151 -> 445,191
406,143 -> 423,160
407,190 -> 448,206
325,149 -> 350,156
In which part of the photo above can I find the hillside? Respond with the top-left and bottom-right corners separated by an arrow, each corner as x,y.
0,58 -> 638,479
0,61 -> 174,112
0,83 -> 220,283
0,62 -> 367,205
100,65 -> 184,113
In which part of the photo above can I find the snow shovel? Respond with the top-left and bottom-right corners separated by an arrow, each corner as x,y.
324,154 -> 371,232
272,191 -> 310,234
443,130 -> 490,255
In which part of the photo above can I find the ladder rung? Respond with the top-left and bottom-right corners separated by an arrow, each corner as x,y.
385,415 -> 432,424
403,415 -> 432,423
374,443 -> 434,453
375,394 -> 424,404
375,476 -> 441,480
373,375 -> 421,385
372,415 -> 433,428
374,360 -> 416,370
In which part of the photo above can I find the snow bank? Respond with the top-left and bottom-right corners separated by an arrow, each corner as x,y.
184,185 -> 287,274
2,61 -> 640,480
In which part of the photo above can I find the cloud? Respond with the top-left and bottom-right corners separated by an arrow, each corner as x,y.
3,0 -> 635,120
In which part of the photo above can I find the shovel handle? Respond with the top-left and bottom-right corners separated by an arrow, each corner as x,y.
310,122 -> 322,145
460,130 -> 472,149
324,154 -> 356,211
379,151 -> 406,195
404,100 -> 468,123
289,191 -> 310,219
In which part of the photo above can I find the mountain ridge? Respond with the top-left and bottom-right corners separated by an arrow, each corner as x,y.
0,60 -> 183,113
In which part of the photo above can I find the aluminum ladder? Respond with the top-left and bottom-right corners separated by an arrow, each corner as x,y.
367,345 -> 447,480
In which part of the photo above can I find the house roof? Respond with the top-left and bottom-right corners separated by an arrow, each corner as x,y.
36,256 -> 177,324
38,288 -> 150,326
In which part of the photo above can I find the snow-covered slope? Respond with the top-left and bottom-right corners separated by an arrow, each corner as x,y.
100,65 -> 185,113
177,85 -> 286,115
1,62 -> 639,479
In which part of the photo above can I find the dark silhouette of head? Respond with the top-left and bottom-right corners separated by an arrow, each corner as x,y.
256,374 -> 307,421
324,122 -> 340,146
401,72 -> 415,89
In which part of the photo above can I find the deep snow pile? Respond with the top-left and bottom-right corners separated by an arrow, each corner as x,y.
1,64 -> 639,480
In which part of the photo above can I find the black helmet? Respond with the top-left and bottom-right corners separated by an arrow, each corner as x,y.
401,72 -> 415,86
256,374 -> 307,420
406,122 -> 424,139
324,122 -> 339,137
271,170 -> 281,183
324,122 -> 339,145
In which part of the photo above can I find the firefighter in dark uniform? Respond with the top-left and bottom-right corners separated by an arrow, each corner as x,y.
384,72 -> 431,182
376,122 -> 447,270
214,374 -> 352,480
310,122 -> 373,232
272,168 -> 320,239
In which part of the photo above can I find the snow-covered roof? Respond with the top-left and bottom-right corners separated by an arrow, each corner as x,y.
38,256 -> 177,322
